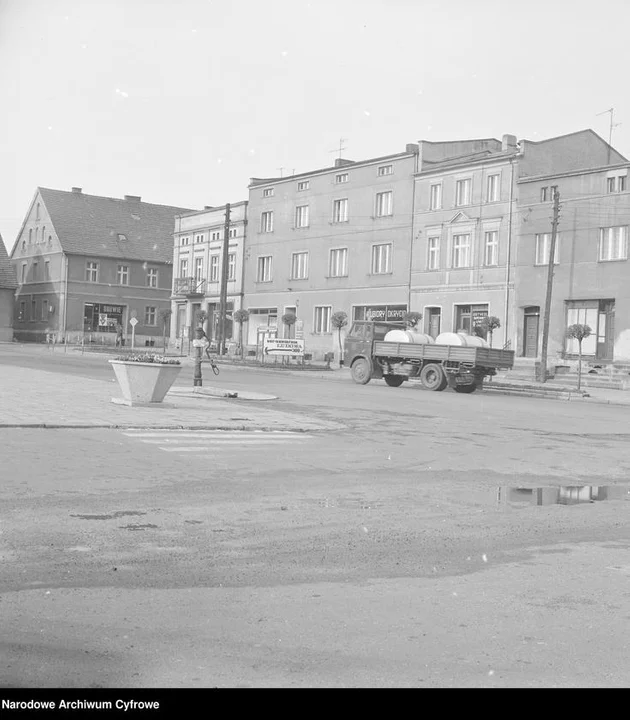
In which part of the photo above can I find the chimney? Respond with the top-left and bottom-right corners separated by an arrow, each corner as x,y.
204,205 -> 214,210
334,158 -> 355,168
502,134 -> 518,151
71,187 -> 82,194
406,143 -> 420,154
124,195 -> 141,201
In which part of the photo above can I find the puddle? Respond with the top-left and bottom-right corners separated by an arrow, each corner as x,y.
497,485 -> 630,508
70,511 -> 146,520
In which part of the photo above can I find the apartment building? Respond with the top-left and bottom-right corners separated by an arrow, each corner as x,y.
0,236 -> 18,342
170,202 -> 247,346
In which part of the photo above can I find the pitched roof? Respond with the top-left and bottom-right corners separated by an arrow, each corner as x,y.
0,235 -> 18,289
39,188 -> 195,263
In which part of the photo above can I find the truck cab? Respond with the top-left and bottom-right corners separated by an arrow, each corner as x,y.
344,320 -> 404,377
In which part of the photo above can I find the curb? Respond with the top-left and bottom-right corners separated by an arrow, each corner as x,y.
0,423 -> 324,431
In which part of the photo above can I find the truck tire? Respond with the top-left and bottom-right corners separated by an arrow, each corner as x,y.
384,375 -> 405,387
455,383 -> 477,393
351,357 -> 372,385
420,363 -> 447,391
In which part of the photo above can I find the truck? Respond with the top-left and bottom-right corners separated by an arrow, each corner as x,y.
343,321 -> 515,393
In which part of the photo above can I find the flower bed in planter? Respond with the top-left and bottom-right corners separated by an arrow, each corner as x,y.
109,354 -> 182,406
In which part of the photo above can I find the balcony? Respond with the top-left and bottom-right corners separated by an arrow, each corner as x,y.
173,277 -> 207,296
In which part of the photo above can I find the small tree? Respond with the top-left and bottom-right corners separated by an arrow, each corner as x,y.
402,311 -> 422,330
195,309 -> 208,328
281,312 -> 297,335
331,311 -> 348,366
159,308 -> 172,352
566,324 -> 592,391
233,308 -> 249,357
479,316 -> 501,347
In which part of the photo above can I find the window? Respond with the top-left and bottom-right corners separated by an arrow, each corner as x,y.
36,203 -> 40,221
195,234 -> 204,244
378,165 -> 393,176
371,243 -> 392,274
21,263 -> 26,282
260,211 -> 274,233
333,198 -> 348,223
179,258 -> 188,277
48,235 -> 52,246
144,306 -> 157,326
228,253 -> 236,280
117,265 -> 129,285
484,231 -> 499,266
29,229 -> 32,244
229,228 -> 237,238
210,255 -> 219,282
44,260 -> 50,280
452,234 -> 471,268
21,241 -> 25,251
314,306 -> 332,334
31,299 -> 36,321
375,191 -> 393,217
194,257 -> 204,281
291,251 -> 309,280
295,205 -> 309,228
147,268 -> 158,287
257,255 -> 272,282
550,185 -> 558,198
486,174 -> 499,202
598,226 -> 628,261
211,231 -> 221,241
540,186 -> 548,202
620,176 -> 627,192
297,180 -> 309,191
32,261 -> 38,281
335,173 -> 348,184
263,188 -> 274,197
180,236 -> 190,246
607,177 -> 615,193
455,179 -> 471,206
86,261 -> 98,282
427,237 -> 440,270
607,176 -> 627,193
329,247 -> 348,277
19,301 -> 25,321
42,226 -> 46,243
41,300 -> 48,321
429,183 -> 442,210
535,233 -> 560,265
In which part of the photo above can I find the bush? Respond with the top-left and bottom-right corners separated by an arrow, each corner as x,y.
114,354 -> 181,365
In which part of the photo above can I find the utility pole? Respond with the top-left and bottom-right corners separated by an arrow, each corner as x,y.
217,203 -> 231,356
538,189 -> 561,383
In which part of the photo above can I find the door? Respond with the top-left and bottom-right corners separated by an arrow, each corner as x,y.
176,305 -> 186,339
427,308 -> 441,339
455,305 -> 472,334
597,300 -> 615,360
523,307 -> 540,358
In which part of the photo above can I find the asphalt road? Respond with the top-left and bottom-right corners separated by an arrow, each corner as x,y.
1,345 -> 630,687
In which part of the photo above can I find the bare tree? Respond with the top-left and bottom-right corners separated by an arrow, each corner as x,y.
331,311 -> 348,366
566,323 -> 592,391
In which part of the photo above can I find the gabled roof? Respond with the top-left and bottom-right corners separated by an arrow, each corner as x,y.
38,188 -> 195,263
0,236 -> 18,289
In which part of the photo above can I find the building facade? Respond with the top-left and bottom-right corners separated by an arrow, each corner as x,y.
514,132 -> 629,361
10,187 -> 194,345
170,202 -> 247,347
0,236 -> 18,342
242,146 -> 422,360
410,135 -> 520,347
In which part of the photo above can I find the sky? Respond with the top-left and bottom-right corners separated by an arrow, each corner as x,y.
2,0 -> 630,254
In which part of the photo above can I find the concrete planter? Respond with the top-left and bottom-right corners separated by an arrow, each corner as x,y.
109,360 -> 182,406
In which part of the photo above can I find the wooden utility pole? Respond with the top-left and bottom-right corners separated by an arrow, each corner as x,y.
217,203 -> 231,356
538,190 -> 561,383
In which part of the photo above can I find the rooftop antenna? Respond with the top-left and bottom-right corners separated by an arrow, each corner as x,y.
277,167 -> 284,178
329,137 -> 347,161
596,107 -> 621,163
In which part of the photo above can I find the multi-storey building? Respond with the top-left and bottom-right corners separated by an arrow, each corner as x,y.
514,131 -> 629,361
410,135 -> 520,346
10,187 -> 194,344
0,236 -> 18,342
170,202 -> 247,346
243,146 -> 422,360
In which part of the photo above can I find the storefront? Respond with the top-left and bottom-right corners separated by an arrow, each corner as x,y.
83,303 -> 125,333
352,304 -> 407,322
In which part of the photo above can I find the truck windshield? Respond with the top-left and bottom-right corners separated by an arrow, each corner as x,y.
373,323 -> 400,340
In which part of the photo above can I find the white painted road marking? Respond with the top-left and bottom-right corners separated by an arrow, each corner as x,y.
121,430 -> 313,453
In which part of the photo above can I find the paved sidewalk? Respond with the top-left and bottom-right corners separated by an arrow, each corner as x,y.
0,366 -> 343,431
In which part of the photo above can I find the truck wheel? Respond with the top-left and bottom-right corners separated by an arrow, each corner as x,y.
455,383 -> 477,393
420,363 -> 447,391
384,375 -> 405,387
351,358 -> 372,385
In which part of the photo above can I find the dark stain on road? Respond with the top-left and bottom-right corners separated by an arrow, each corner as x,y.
70,511 -> 146,520
119,524 -> 159,531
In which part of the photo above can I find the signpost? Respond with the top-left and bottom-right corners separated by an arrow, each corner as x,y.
129,317 -> 138,350
263,338 -> 305,357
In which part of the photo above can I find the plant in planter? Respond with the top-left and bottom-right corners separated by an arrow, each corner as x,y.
233,308 -> 250,357
109,353 -> 182,406
331,310 -> 348,366
566,323 -> 592,391
479,315 -> 501,347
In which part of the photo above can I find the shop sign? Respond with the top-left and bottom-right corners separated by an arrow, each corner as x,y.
356,304 -> 407,322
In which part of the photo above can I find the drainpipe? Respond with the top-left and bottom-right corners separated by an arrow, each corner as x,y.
62,253 -> 69,342
407,151 -> 419,311
504,158 -> 516,348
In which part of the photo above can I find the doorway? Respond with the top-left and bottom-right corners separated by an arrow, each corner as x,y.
597,300 -> 615,361
425,308 -> 441,339
523,306 -> 540,357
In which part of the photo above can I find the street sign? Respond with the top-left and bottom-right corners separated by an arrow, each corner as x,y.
263,338 -> 304,356
129,317 -> 138,327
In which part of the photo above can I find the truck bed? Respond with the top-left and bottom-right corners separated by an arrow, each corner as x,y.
373,341 -> 515,369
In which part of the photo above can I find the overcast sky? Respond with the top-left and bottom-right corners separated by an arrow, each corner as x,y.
2,0 -> 629,253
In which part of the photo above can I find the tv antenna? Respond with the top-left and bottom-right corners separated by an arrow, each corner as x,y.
329,137 -> 347,160
596,107 -> 622,163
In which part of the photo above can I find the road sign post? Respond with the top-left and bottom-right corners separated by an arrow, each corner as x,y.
129,316 -> 138,350
263,337 -> 305,357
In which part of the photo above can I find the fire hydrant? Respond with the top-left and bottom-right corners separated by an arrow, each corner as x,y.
192,328 -> 206,387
